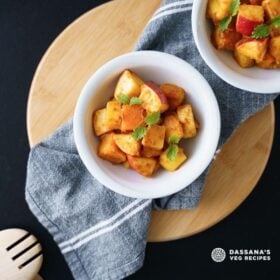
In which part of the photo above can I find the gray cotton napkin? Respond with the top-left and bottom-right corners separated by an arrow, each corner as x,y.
25,0 -> 278,279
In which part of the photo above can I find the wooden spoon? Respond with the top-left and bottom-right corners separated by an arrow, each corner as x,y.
0,228 -> 43,280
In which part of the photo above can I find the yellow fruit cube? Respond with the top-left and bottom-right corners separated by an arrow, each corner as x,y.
177,104 -> 197,138
114,133 -> 141,156
121,105 -> 145,132
234,48 -> 255,68
160,84 -> 185,109
160,148 -> 187,171
235,38 -> 268,63
139,82 -> 169,113
98,133 -> 126,163
127,156 -> 158,177
163,114 -> 184,142
207,0 -> 232,22
93,108 -> 111,136
106,100 -> 122,130
114,70 -> 144,100
142,125 -> 166,150
262,0 -> 280,19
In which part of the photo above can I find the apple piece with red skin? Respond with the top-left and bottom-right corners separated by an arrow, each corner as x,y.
236,5 -> 264,36
139,82 -> 169,113
236,16 -> 262,36
262,0 -> 280,20
145,82 -> 168,106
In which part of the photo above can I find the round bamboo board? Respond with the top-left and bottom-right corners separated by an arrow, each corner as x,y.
27,0 -> 275,242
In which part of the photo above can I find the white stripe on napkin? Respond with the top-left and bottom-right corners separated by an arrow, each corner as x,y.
149,6 -> 192,23
154,0 -> 193,16
59,198 -> 144,249
61,199 -> 151,254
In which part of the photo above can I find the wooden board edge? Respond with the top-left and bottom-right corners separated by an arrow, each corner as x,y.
148,103 -> 275,242
26,1 -> 122,147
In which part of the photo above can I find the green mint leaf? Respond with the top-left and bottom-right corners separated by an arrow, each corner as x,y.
168,135 -> 180,144
252,24 -> 270,39
219,16 -> 232,31
218,0 -> 239,31
117,93 -> 130,104
132,126 -> 147,141
272,16 -> 280,28
145,112 -> 161,126
229,0 -> 240,16
166,144 -> 179,161
129,97 -> 142,105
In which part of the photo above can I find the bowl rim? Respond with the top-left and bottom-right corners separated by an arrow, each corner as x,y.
73,50 -> 221,198
191,0 -> 280,94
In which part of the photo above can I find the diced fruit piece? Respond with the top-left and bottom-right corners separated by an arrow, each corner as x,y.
163,114 -> 184,142
142,125 -> 166,150
262,0 -> 280,19
236,5 -> 264,36
114,133 -> 141,156
93,108 -> 111,136
160,148 -> 187,171
212,26 -> 242,50
160,84 -> 185,109
127,156 -> 158,177
98,133 -> 126,163
177,104 -> 197,138
139,82 -> 169,113
257,52 -> 278,68
269,36 -> 280,63
141,147 -> 162,158
121,105 -> 145,132
114,70 -> 144,100
235,38 -> 268,62
177,104 -> 195,123
106,100 -> 121,130
234,47 -> 255,67
182,122 -> 197,139
206,0 -> 232,22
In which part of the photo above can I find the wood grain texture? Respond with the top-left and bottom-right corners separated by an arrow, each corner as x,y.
26,0 -> 275,242
27,0 -> 161,144
148,104 -> 274,241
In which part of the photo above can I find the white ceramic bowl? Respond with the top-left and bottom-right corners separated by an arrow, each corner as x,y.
192,0 -> 280,94
74,51 -> 220,198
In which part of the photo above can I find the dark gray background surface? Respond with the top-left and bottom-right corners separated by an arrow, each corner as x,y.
0,1 -> 279,279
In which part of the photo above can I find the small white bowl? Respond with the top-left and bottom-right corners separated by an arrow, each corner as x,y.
74,51 -> 220,198
192,0 -> 280,94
